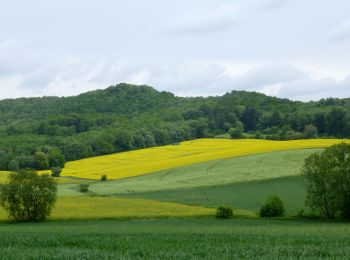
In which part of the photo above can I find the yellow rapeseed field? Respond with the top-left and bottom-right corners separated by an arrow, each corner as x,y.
59,138 -> 350,180
0,196 -> 215,220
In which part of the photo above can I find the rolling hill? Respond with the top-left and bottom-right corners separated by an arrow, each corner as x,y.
58,138 -> 348,180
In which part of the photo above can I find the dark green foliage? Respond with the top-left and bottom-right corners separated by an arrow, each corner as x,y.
0,170 -> 57,222
51,167 -> 62,177
303,124 -> 318,139
228,122 -> 244,139
1,83 -> 350,171
7,159 -> 19,172
304,143 -> 350,220
216,206 -> 234,219
259,195 -> 285,218
79,184 -> 89,193
101,174 -> 107,181
34,151 -> 49,170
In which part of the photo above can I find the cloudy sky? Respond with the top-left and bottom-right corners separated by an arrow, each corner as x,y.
1,0 -> 350,101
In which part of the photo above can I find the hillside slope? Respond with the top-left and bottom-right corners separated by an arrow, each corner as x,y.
59,138 -> 348,180
1,83 -> 350,172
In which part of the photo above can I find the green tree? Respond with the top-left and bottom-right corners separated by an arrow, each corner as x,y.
47,147 -> 65,168
0,170 -> 57,222
51,167 -> 62,177
303,143 -> 350,219
241,106 -> 260,131
34,151 -> 49,170
327,108 -> 346,137
303,124 -> 318,139
8,159 -> 19,172
259,195 -> 285,218
228,122 -> 244,139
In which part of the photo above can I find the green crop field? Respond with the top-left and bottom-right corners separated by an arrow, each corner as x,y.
121,175 -> 308,215
0,218 -> 350,259
88,149 -> 319,195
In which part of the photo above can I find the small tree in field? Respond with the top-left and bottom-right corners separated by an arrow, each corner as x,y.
51,167 -> 62,177
0,170 -> 57,222
101,174 -> 107,181
216,206 -> 234,219
79,184 -> 89,192
259,195 -> 285,218
303,143 -> 350,220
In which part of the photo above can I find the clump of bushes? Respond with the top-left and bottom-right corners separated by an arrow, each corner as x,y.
51,167 -> 62,177
101,174 -> 107,181
79,184 -> 89,193
216,206 -> 234,219
259,195 -> 285,218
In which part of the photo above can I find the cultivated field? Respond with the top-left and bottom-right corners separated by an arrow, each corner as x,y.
58,138 -> 349,180
0,219 -> 349,259
88,149 -> 318,194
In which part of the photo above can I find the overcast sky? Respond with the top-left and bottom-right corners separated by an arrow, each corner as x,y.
1,0 -> 350,101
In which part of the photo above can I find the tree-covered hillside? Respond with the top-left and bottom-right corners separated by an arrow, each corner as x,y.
1,83 -> 350,171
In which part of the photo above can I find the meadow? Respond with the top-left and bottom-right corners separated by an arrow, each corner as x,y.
0,218 -> 349,259
58,138 -> 350,180
122,175 -> 307,215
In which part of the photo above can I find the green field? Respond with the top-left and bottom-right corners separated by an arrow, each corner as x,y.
88,149 -> 319,195
0,218 -> 349,259
121,175 -> 308,215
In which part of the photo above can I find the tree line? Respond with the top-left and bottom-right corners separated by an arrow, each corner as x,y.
1,83 -> 350,171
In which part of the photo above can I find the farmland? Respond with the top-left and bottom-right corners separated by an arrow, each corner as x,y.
58,138 -> 348,180
1,138 -> 350,259
0,219 -> 350,259
88,148 -> 318,195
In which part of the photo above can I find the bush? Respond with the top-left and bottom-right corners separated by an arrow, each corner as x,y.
101,174 -> 107,181
216,206 -> 234,219
259,195 -> 285,218
228,123 -> 244,139
51,167 -> 62,177
0,170 -> 57,222
79,184 -> 89,192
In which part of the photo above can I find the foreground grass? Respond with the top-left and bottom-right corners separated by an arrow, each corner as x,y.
89,149 -> 317,195
58,138 -> 350,180
0,218 -> 349,259
0,196 -> 215,221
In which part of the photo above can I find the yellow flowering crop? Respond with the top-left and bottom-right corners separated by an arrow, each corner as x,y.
60,138 -> 350,180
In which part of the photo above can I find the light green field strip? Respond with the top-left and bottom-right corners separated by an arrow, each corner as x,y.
88,149 -> 321,195
0,196 -> 217,221
56,138 -> 349,180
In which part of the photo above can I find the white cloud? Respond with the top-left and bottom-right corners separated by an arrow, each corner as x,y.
165,4 -> 237,36
329,19 -> 350,41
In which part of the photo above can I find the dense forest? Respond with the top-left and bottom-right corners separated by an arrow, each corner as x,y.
1,83 -> 350,171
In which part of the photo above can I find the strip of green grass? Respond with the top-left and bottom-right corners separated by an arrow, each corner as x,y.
0,218 -> 349,259
89,149 -> 319,195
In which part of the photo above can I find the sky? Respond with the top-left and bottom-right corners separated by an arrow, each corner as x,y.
1,0 -> 350,101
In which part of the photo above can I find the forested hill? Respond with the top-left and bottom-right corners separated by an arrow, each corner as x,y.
1,83 -> 349,171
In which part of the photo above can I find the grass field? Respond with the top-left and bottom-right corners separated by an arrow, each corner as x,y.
58,138 -> 350,180
88,149 -> 319,195
0,218 -> 349,259
0,196 -> 215,221
122,175 -> 308,215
